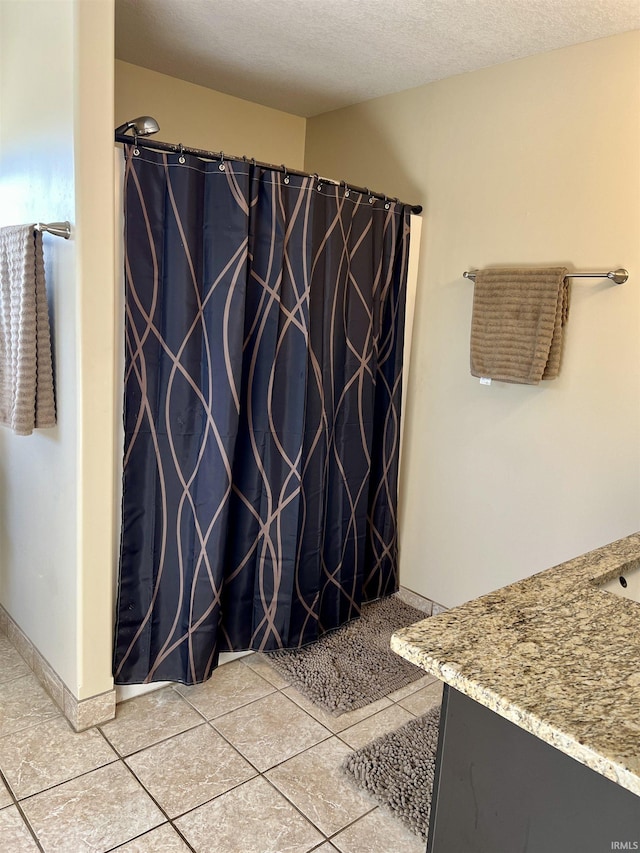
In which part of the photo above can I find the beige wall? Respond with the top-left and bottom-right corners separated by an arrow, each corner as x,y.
115,61 -> 306,169
306,31 -> 640,606
74,0 -> 116,700
0,0 -> 115,700
0,0 -> 79,691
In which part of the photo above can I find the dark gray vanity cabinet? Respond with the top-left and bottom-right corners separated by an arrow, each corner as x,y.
427,686 -> 640,853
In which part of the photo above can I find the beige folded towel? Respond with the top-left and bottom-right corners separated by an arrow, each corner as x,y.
0,225 -> 56,435
470,267 -> 570,385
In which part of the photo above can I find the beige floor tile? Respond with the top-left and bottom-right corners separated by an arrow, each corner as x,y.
21,761 -> 164,853
0,774 -> 13,808
175,776 -> 324,853
396,681 -> 443,716
0,675 -> 60,738
0,805 -> 40,851
100,686 -> 204,755
125,722 -> 256,817
0,715 -> 117,799
282,686 -> 392,733
212,691 -> 330,771
112,823 -> 192,851
332,808 -> 424,853
0,637 -> 30,684
338,705 -> 414,750
387,673 -> 438,703
242,652 -> 291,688
266,736 -> 374,836
312,845 -> 340,852
175,659 -> 276,719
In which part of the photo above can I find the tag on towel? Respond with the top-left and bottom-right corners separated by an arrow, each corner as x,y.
479,377 -> 492,385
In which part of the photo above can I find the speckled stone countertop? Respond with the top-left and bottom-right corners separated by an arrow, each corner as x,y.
391,533 -> 640,798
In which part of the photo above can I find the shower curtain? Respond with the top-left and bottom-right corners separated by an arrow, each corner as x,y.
113,144 -> 411,684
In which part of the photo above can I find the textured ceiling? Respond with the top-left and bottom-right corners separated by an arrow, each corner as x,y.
115,0 -> 640,117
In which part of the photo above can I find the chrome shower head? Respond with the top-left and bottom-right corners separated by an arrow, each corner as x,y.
115,116 -> 160,137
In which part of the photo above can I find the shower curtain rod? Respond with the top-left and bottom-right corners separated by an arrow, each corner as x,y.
114,131 -> 423,215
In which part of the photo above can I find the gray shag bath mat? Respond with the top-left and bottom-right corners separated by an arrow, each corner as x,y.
343,705 -> 441,841
263,595 -> 427,714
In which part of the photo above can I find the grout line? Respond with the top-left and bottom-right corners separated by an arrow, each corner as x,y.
0,703 -> 67,742
262,753 -> 380,843
325,806 -> 381,842
259,773 -> 332,842
116,723 -> 263,829
117,758 -> 179,833
0,752 -> 45,850
13,755 -> 122,804
6,795 -> 46,853
201,719 -> 269,777
102,822 -> 197,853
101,718 -> 209,760
165,774 -> 260,824
170,682 -> 279,722
0,628 -> 434,852
0,671 -> 31,685
0,712 -> 64,744
258,735 -> 339,775
0,766 -> 18,807
108,759 -> 201,853
142,708 -> 351,843
170,822 -> 199,853
109,759 -> 197,853
204,711 -> 333,776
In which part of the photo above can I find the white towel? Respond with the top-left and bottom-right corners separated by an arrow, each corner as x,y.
0,225 -> 56,435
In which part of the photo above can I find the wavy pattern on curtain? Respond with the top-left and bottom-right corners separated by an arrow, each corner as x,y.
113,144 -> 411,684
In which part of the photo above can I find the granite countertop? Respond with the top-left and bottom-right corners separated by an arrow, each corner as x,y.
391,532 -> 640,798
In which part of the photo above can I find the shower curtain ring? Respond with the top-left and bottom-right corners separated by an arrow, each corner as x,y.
366,188 -> 375,204
343,181 -> 351,198
218,152 -> 226,171
384,195 -> 391,210
133,133 -> 140,156
282,165 -> 290,185
178,144 -> 185,164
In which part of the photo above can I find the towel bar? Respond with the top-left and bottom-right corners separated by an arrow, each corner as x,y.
35,222 -> 71,240
463,268 -> 628,285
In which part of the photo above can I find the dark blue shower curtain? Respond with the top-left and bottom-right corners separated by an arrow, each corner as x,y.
113,143 -> 411,684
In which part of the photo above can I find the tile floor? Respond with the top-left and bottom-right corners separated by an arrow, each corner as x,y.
0,634 -> 442,853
